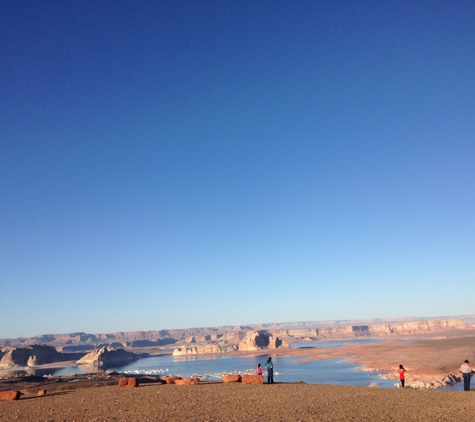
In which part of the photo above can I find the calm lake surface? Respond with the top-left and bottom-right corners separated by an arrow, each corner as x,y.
48,354 -> 396,388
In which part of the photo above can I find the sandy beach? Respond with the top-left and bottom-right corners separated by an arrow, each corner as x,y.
2,381 -> 475,421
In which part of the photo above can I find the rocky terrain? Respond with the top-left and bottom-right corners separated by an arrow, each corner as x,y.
2,380 -> 475,421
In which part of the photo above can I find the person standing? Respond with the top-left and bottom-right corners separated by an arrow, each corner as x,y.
265,357 -> 274,384
257,363 -> 263,376
459,360 -> 473,391
398,364 -> 406,388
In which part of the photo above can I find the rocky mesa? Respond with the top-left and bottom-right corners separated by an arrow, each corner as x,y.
0,345 -> 73,368
76,347 -> 143,367
172,331 -> 290,355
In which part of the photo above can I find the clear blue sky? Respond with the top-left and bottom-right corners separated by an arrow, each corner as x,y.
1,1 -> 474,339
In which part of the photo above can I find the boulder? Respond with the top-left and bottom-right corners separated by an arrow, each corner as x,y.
222,375 -> 241,383
118,377 -> 138,387
0,390 -> 21,401
241,375 -> 264,384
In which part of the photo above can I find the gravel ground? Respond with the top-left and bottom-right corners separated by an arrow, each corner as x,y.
1,382 -> 475,421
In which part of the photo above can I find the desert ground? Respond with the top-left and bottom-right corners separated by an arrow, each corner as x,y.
2,381 -> 475,421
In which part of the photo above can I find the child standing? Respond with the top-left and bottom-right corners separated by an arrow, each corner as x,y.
257,363 -> 263,376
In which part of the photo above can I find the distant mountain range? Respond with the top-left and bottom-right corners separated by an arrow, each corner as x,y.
1,314 -> 474,350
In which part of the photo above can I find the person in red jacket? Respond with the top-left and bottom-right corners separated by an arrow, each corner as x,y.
398,364 -> 406,388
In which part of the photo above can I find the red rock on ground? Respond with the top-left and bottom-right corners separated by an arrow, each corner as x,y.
175,379 -> 192,385
162,376 -> 183,384
0,390 -> 21,401
222,375 -> 242,382
175,378 -> 200,385
241,375 -> 263,384
127,378 -> 139,387
118,377 -> 139,387
37,389 -> 47,396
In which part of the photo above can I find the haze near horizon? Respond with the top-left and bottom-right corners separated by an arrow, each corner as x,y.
1,1 -> 474,339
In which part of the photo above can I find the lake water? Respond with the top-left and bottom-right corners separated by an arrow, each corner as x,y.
44,354 -> 395,388
1,339 -> 465,390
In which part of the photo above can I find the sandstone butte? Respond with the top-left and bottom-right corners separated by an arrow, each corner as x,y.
75,346 -> 141,367
0,344 -> 65,368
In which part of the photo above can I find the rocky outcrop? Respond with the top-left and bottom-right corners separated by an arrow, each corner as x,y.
173,331 -> 290,355
172,344 -> 223,356
76,347 -> 139,367
0,345 -> 63,368
310,319 -> 466,339
220,331 -> 248,344
367,319 -> 466,336
379,372 -> 463,389
238,331 -> 290,351
269,319 -> 468,342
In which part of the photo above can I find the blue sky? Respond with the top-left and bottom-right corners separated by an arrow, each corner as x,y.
1,0 -> 474,339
